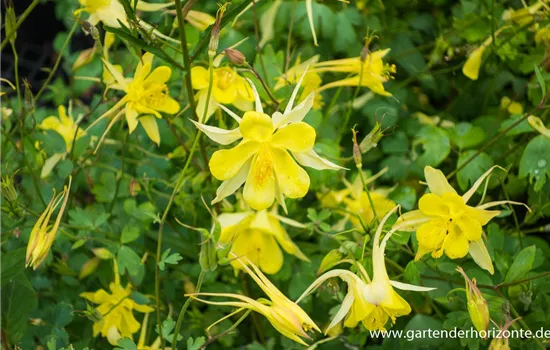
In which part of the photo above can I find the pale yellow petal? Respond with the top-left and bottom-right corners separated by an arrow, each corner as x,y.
424,166 -> 457,196
272,148 -> 310,199
270,122 -> 315,153
209,141 -> 259,180
243,147 -> 276,210
239,111 -> 273,142
139,115 -> 160,145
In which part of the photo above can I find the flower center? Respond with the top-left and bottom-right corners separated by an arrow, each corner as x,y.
215,69 -> 236,91
127,82 -> 169,108
253,147 -> 274,188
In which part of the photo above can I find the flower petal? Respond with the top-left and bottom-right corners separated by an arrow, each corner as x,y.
390,280 -> 436,292
210,141 -> 259,180
465,206 -> 500,226
293,149 -> 345,170
273,92 -> 315,129
196,89 -> 218,122
418,193 -> 449,217
272,148 -> 310,199
153,96 -> 180,114
191,66 -> 210,90
143,66 -> 171,85
424,166 -> 457,196
443,229 -> 469,259
416,219 -> 447,250
325,292 -> 354,334
462,165 -> 503,203
239,111 -> 273,142
394,210 -> 431,232
125,103 -> 138,133
212,159 -> 252,204
267,215 -> 309,261
469,239 -> 494,274
139,115 -> 160,145
271,122 -> 315,152
191,119 -> 242,145
243,147 -> 276,210
455,215 -> 482,241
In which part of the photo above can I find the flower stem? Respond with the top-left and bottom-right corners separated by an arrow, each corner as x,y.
35,21 -> 78,101
172,270 -> 205,350
0,0 -> 41,51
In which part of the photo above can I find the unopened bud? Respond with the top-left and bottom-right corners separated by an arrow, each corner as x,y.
13,227 -> 21,238
489,338 -> 509,350
79,257 -> 101,279
199,234 -> 218,272
208,4 -> 228,58
224,48 -> 246,66
183,277 -> 195,294
317,249 -> 343,275
359,122 -> 383,154
5,3 -> 17,45
352,127 -> 362,169
360,46 -> 369,62
457,267 -> 490,335
73,46 -> 96,71
92,247 -> 114,260
23,79 -> 35,115
1,172 -> 19,203
129,178 -> 141,197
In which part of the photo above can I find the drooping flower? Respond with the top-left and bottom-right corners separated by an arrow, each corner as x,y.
297,206 -> 435,333
218,208 -> 309,274
456,266 -> 490,334
311,49 -> 396,96
26,177 -> 72,270
187,257 -> 320,345
528,115 -> 550,138
193,70 -> 343,211
462,27 -> 507,81
39,105 -> 86,152
274,55 -> 324,110
190,65 -> 254,121
395,166 -> 528,274
88,52 -> 180,149
167,9 -> 216,31
502,1 -> 546,25
81,262 -> 154,345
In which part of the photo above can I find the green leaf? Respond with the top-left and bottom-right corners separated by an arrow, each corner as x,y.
91,172 -> 116,202
117,246 -> 142,277
412,125 -> 451,168
519,135 -> 550,192
404,261 -> 421,285
159,248 -> 183,271
448,122 -> 486,150
115,338 -> 138,350
1,272 -> 37,343
456,151 -> 494,192
402,315 -> 444,347
1,248 -> 26,288
504,245 -> 536,284
121,225 -> 140,244
534,64 -> 547,97
187,336 -> 206,350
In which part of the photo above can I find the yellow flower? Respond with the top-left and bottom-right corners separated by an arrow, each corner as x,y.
395,166 -> 528,274
187,257 -> 320,345
456,267 -> 489,334
218,209 -> 309,274
26,177 -> 72,270
535,27 -> 550,46
190,65 -> 254,121
500,96 -> 524,115
193,72 -> 343,211
528,115 -> 550,138
502,1 -> 546,26
320,169 -> 395,230
312,49 -> 396,96
40,105 -> 86,152
81,262 -> 154,345
463,27 -> 507,80
76,0 -> 172,28
298,206 -> 435,332
274,55 -> 324,110
168,10 -> 215,31
89,52 -> 180,149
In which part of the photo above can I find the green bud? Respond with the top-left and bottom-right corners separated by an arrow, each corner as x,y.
199,236 -> 218,272
317,249 -> 343,275
1,172 -> 19,203
5,3 -> 17,45
457,267 -> 490,335
23,79 -> 35,115
359,122 -> 384,154
216,242 -> 232,260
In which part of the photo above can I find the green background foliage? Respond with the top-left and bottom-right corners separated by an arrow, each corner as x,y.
2,0 -> 550,349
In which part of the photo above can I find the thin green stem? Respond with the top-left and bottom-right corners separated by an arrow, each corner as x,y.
358,170 -> 379,226
172,271 -> 205,350
35,22 -> 78,101
199,309 -> 252,349
1,0 -> 41,51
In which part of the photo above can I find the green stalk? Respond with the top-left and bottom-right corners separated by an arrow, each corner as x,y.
0,0 -> 40,51
171,271 -> 205,350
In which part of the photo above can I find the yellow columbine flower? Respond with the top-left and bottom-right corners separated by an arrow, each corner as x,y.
274,55 -> 324,110
40,105 -> 86,152
89,52 -> 180,149
187,257 -> 320,345
77,0 -> 171,28
167,9 -> 215,31
81,262 -> 154,345
26,177 -> 72,270
298,206 -> 435,332
193,71 -> 343,211
311,49 -> 396,96
218,209 -> 309,274
500,96 -> 524,115
463,27 -> 507,80
502,1 -> 546,26
395,166 -> 528,274
190,65 -> 254,121
321,169 -> 395,230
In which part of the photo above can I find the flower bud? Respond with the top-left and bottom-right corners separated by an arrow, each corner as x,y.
1,172 -> 19,203
199,231 -> 218,272
457,267 -> 490,335
352,128 -> 362,169
208,4 -> 228,58
73,47 -> 96,71
92,247 -> 114,260
317,249 -> 343,275
23,79 -> 35,115
79,257 -> 101,279
224,48 -> 246,66
4,2 -> 17,45
129,178 -> 141,197
489,337 -> 510,350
